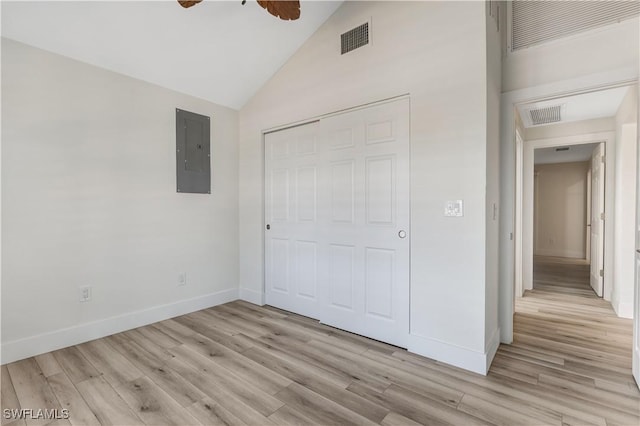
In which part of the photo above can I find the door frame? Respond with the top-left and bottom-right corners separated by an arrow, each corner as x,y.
589,142 -> 606,297
514,130 -> 524,300
634,84 -> 640,388
518,134 -> 614,298
498,68 -> 637,344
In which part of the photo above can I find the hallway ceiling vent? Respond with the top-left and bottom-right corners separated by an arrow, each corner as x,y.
528,104 -> 563,126
341,22 -> 369,55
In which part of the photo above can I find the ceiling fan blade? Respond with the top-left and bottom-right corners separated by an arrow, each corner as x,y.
178,0 -> 202,8
257,1 -> 301,21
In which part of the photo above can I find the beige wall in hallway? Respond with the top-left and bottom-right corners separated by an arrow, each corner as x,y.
534,161 -> 590,259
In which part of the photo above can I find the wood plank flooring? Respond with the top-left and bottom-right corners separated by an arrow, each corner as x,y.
533,255 -> 593,295
2,266 -> 638,425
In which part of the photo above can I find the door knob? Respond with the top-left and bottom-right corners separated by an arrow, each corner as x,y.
398,230 -> 407,239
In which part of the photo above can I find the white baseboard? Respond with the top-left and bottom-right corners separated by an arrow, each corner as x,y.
485,327 -> 501,373
1,288 -> 239,365
534,249 -> 585,259
613,299 -> 634,319
239,287 -> 264,305
408,330 -> 500,376
500,326 -> 513,344
3,285 -> 502,378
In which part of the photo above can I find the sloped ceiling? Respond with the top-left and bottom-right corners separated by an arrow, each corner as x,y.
1,1 -> 343,109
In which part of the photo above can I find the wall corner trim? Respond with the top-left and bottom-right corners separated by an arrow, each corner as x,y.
0,287 -> 239,365
239,288 -> 264,306
408,330 -> 500,376
613,300 -> 634,319
485,327 -> 501,373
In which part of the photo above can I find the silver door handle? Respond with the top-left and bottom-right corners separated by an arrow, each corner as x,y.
637,249 -> 640,254
398,230 -> 407,239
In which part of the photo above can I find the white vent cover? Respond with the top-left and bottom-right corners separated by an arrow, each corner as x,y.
341,22 -> 369,54
511,1 -> 640,51
527,104 -> 563,126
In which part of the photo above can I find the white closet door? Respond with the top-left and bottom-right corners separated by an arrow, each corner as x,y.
318,99 -> 410,347
264,122 -> 322,319
264,98 -> 410,348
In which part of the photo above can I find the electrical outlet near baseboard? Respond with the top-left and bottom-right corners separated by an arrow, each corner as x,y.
178,272 -> 187,287
79,286 -> 91,302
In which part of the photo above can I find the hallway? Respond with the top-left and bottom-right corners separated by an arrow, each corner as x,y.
495,256 -> 640,424
532,255 -> 593,296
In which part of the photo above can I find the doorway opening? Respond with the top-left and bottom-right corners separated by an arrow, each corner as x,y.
532,141 -> 602,298
514,85 -> 639,304
509,83 -> 639,390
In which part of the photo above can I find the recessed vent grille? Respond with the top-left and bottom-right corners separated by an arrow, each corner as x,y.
512,1 -> 640,51
529,105 -> 562,126
341,22 -> 369,55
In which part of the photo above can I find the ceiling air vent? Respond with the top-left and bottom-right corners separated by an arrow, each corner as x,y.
341,22 -> 369,55
528,105 -> 562,126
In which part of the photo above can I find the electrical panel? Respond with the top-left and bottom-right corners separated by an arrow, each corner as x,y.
176,108 -> 211,194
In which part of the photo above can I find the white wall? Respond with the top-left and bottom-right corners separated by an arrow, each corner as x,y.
503,17 -> 639,92
534,161 -> 590,259
514,110 -> 525,297
1,39 -> 240,363
613,86 -> 638,318
484,1 -> 503,366
239,1 -> 498,374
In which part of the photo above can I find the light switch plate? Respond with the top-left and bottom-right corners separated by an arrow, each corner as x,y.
79,286 -> 91,302
445,200 -> 463,217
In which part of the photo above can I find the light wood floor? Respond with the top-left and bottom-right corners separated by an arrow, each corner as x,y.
533,255 -> 594,296
2,277 -> 639,425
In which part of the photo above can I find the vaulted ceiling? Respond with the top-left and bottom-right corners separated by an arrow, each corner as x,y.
1,1 -> 343,109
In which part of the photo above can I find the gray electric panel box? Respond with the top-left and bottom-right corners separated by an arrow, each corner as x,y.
176,108 -> 211,194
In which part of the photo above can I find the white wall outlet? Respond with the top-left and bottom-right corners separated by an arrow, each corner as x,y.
444,200 -> 464,217
178,272 -> 187,286
79,286 -> 91,302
